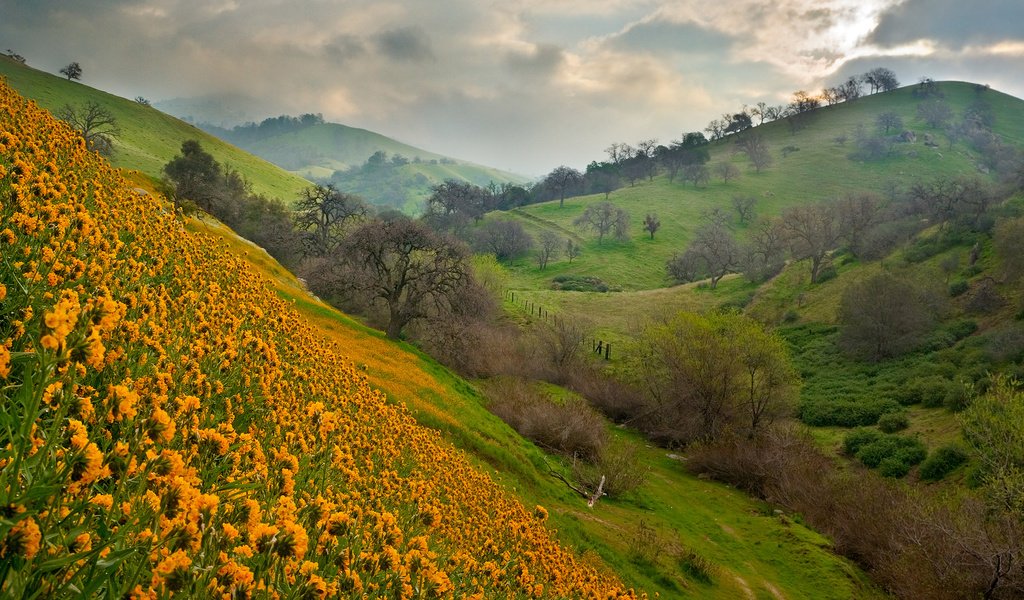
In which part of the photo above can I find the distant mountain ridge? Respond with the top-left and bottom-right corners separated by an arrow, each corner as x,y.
199,115 -> 449,173
161,100 -> 529,213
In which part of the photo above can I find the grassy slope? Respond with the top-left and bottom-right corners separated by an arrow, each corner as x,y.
485,82 -> 1024,480
188,209 -> 882,599
497,82 -> 1024,294
0,56 -> 310,201
227,122 -> 529,213
244,122 -> 449,173
239,122 -> 526,183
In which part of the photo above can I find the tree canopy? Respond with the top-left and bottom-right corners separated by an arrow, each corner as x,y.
635,311 -> 798,443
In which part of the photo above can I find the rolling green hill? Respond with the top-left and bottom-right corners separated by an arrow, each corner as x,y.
0,55 -> 311,201
193,197 -> 883,600
487,82 -> 1024,487
188,111 -> 529,213
496,81 -> 1024,293
0,59 -> 887,599
217,121 -> 450,174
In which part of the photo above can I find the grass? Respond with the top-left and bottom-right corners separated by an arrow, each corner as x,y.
491,81 -> 1024,293
0,55 -> 311,201
190,209 -> 883,598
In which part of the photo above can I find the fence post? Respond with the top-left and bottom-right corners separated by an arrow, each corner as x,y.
605,343 -> 611,361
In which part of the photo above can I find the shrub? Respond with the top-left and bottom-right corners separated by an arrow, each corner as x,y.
946,319 -> 978,340
878,456 -> 913,478
564,366 -> 646,424
877,411 -> 910,433
677,547 -> 717,584
904,228 -> 975,264
920,444 -> 969,481
483,378 -> 607,460
843,428 -> 883,455
800,398 -> 902,427
948,279 -> 969,297
895,376 -> 951,408
574,437 -> 649,498
815,265 -> 838,283
551,274 -> 609,292
964,264 -> 983,277
981,325 -> 1024,363
944,380 -> 975,412
837,273 -> 941,361
851,433 -> 927,476
627,521 -> 665,564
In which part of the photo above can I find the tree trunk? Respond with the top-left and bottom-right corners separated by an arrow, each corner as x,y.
386,307 -> 405,339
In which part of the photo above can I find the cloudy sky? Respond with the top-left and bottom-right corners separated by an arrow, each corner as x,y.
3,0 -> 1022,175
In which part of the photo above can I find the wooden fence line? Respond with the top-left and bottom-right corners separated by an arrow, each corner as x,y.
503,289 -> 613,361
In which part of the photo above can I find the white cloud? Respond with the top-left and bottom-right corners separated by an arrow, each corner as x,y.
1,0 -> 1020,175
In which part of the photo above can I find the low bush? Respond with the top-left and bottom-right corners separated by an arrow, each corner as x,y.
904,228 -> 975,264
564,366 -> 646,424
687,425 -> 1023,599
981,324 -> 1024,363
483,377 -> 607,460
948,279 -> 969,297
895,376 -> 952,407
815,265 -> 838,283
877,411 -> 910,433
944,380 -> 974,412
551,274 -> 609,292
677,546 -> 717,584
573,437 -> 649,498
920,444 -> 969,481
845,431 -> 927,477
925,319 -> 978,351
799,398 -> 901,427
843,428 -> 882,455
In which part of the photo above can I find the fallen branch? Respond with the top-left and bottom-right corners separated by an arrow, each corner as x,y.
542,456 -> 606,508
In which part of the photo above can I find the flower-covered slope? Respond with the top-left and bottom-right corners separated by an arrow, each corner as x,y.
0,80 -> 640,599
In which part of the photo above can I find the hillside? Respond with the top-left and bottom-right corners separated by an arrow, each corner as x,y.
0,56 -> 310,201
0,79 -> 886,598
190,114 -> 528,213
0,78 -> 642,598
483,82 -> 1024,483
495,81 -> 1024,293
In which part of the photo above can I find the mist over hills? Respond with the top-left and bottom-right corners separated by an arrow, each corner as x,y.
159,95 -> 529,213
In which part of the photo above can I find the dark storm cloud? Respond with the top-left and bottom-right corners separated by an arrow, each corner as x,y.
870,0 -> 1024,48
373,26 -> 435,62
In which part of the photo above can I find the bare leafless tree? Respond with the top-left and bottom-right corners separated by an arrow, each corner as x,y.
781,203 -> 840,283
294,184 -> 366,257
536,230 -> 562,269
56,101 -> 119,156
340,218 -> 471,339
731,195 -> 757,224
574,202 -> 629,244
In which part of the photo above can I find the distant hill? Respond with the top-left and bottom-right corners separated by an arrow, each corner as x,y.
154,93 -> 263,128
495,81 -> 1024,292
177,108 -> 529,213
492,80 -> 1024,491
0,56 -> 311,202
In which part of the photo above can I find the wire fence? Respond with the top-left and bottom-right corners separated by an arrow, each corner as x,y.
503,289 -> 614,361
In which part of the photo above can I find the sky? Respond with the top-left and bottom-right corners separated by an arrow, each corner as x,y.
2,0 -> 1023,176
